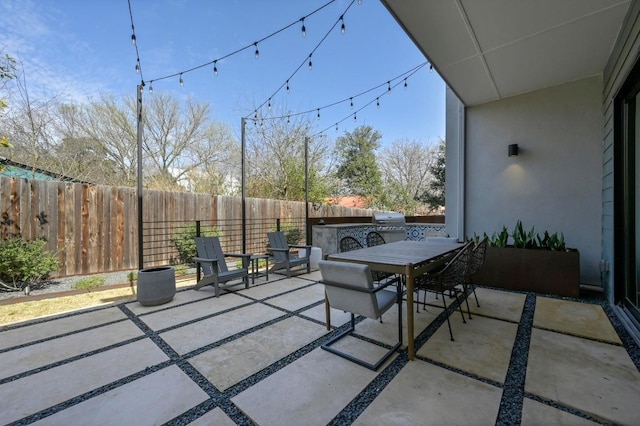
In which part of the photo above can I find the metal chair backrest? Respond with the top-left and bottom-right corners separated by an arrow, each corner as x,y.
339,236 -> 364,253
468,238 -> 488,275
195,236 -> 229,274
366,231 -> 386,247
429,241 -> 474,290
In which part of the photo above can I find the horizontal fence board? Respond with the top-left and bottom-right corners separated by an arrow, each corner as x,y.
0,176 -> 441,277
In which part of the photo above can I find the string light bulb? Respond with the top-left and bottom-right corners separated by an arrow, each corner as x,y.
404,78 -> 408,89
335,123 -> 338,131
376,97 -> 380,108
135,63 -> 140,74
268,99 -> 272,110
149,84 -> 153,94
213,61 -> 218,76
254,42 -> 259,59
308,54 -> 313,70
287,115 -> 290,124
317,108 -> 320,119
340,16 -> 345,34
286,80 -> 290,93
353,112 -> 357,121
387,81 -> 391,93
131,34 -> 136,45
350,97 -> 354,109
301,18 -> 306,37
179,73 -> 184,87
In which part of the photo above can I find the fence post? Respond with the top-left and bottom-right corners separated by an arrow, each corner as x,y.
195,220 -> 201,282
276,218 -> 281,231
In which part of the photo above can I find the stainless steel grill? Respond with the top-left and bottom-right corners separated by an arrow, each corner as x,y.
372,212 -> 406,243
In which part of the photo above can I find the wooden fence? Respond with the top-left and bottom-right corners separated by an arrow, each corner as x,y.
0,177 -> 375,277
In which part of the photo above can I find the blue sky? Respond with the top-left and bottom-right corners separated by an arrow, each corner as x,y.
1,0 -> 445,146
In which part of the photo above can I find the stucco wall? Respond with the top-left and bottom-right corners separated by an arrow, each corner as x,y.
464,77 -> 603,285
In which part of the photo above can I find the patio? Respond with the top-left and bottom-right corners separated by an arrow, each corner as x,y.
1,269 -> 639,425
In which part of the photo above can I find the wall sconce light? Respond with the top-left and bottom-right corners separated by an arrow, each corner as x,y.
508,144 -> 519,157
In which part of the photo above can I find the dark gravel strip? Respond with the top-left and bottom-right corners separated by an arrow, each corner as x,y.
601,302 -> 640,371
0,317 -> 128,354
8,359 -> 175,426
0,334 -> 147,386
328,353 -> 409,425
495,292 -> 535,426
522,392 -> 610,425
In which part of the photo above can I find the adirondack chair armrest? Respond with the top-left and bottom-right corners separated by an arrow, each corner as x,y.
193,256 -> 219,268
289,244 -> 312,250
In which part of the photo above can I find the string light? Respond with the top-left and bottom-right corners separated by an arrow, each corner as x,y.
286,80 -> 290,93
179,73 -> 184,86
213,61 -> 218,76
268,99 -> 272,110
287,115 -> 290,124
404,78 -> 408,89
254,42 -> 260,59
353,112 -> 357,121
244,0 -> 359,120
146,0 -> 338,85
149,84 -> 153,94
387,81 -> 392,93
255,62 -> 427,127
127,0 -> 144,85
340,15 -> 346,34
335,123 -> 338,131
301,17 -> 306,37
317,108 -> 320,119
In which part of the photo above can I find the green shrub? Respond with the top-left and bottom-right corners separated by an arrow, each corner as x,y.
0,237 -> 58,292
173,264 -> 188,276
73,276 -> 106,290
127,271 -> 138,284
171,225 -> 219,264
280,226 -> 304,245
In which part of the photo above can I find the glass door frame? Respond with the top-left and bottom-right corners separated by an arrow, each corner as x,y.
614,58 -> 640,323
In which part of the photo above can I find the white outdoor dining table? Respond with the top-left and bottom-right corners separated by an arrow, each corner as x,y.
326,240 -> 463,360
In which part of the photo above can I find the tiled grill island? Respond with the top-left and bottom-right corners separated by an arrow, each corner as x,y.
312,223 -> 447,258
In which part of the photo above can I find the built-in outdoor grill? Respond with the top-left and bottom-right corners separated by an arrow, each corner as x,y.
372,212 -> 407,243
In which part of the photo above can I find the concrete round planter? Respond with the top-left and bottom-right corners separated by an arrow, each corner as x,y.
137,266 -> 176,306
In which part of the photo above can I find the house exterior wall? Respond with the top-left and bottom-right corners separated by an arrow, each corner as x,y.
463,77 -> 603,285
602,0 -> 640,301
444,87 -> 465,240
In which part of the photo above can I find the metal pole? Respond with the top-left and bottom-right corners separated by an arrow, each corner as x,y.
136,84 -> 144,270
241,118 -> 247,254
305,136 -> 310,244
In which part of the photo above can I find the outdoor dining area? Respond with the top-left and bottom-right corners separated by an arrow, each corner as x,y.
1,233 -> 640,425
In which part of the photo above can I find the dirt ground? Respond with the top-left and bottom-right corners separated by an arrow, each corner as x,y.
0,277 -> 196,327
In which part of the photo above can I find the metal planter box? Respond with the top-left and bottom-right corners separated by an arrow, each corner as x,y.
471,246 -> 580,298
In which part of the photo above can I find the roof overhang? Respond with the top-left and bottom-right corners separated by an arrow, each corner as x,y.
381,0 -> 631,106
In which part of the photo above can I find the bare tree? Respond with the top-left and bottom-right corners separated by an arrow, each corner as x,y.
379,138 -> 439,214
244,109 -> 332,202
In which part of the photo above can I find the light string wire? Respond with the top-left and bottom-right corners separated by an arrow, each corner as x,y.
128,0 -> 144,85
311,62 -> 428,137
245,0 -> 358,119
144,0 -> 338,87
256,61 -> 428,123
